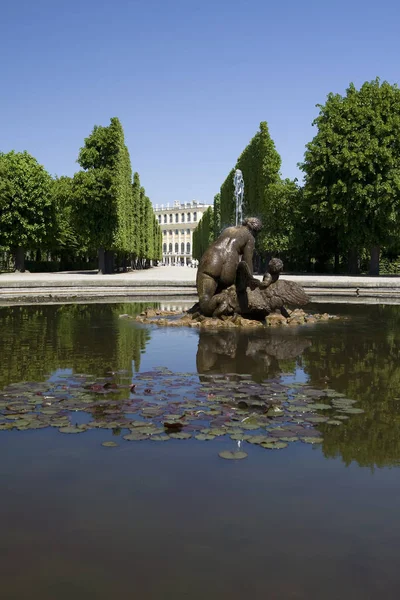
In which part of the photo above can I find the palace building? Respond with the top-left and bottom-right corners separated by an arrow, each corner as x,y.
154,200 -> 212,266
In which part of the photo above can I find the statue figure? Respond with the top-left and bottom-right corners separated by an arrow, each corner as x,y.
196,217 -> 263,317
195,217 -> 309,319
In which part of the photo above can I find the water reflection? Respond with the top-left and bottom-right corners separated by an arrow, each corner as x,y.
0,303 -> 156,389
3,302 -> 400,469
196,329 -> 311,381
302,304 -> 400,468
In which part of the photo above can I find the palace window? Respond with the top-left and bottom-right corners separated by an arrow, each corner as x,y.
175,243 -> 179,253
169,214 -> 173,223
175,230 -> 179,235
181,242 -> 184,253
163,243 -> 167,253
181,229 -> 185,234
186,229 -> 190,235
181,213 -> 185,222
163,230 -> 166,235
158,215 -> 161,223
175,213 -> 179,223
193,212 -> 197,222
187,213 -> 191,222
169,230 -> 172,235
164,215 -> 167,223
186,242 -> 190,253
169,243 -> 172,252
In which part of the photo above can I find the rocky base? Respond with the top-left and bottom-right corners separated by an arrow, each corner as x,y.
128,308 -> 340,328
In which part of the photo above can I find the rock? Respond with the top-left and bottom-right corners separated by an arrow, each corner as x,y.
265,313 -> 288,327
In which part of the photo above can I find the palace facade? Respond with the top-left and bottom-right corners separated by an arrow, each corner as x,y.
154,200 -> 212,265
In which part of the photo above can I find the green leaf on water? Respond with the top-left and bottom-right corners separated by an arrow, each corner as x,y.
59,426 -> 86,434
218,450 -> 248,460
195,433 -> 216,441
301,437 -> 323,444
169,432 -> 191,440
123,433 -> 148,441
102,441 -> 118,447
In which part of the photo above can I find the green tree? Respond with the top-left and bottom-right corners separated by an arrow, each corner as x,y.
0,151 -> 53,271
72,117 -> 133,273
51,176 -> 88,263
193,206 -> 214,260
213,192 -> 221,238
300,79 -> 400,275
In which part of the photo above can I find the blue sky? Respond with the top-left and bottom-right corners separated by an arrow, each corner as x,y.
1,0 -> 399,206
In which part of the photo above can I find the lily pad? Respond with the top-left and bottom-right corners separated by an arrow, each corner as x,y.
169,432 -> 191,440
218,450 -> 248,460
340,408 -> 364,414
58,426 -> 86,434
101,441 -> 118,447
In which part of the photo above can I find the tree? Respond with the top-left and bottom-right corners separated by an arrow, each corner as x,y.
72,117 -> 133,273
213,192 -> 221,238
51,176 -> 87,263
300,79 -> 400,274
0,151 -> 53,271
193,206 -> 214,260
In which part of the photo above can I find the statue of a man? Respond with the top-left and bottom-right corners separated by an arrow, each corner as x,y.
196,217 -> 262,316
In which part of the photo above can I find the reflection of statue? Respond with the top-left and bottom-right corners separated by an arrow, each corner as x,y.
196,329 -> 312,382
196,217 -> 263,317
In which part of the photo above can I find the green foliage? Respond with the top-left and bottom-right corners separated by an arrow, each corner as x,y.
236,121 -> 281,218
0,151 -> 53,250
220,168 -> 235,228
300,79 -> 400,251
213,192 -> 221,238
217,122 -> 299,261
193,206 -> 214,259
51,176 -> 87,254
73,117 -> 133,252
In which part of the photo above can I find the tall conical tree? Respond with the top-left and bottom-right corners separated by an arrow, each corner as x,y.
72,117 -> 133,273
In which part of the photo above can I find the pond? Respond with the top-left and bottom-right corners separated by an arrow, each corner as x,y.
1,302 -> 400,599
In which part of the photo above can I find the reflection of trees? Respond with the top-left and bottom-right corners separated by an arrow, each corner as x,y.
0,303 -> 156,388
302,305 -> 400,468
196,330 -> 311,382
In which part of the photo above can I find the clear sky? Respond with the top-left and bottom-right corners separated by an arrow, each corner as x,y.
1,0 -> 399,206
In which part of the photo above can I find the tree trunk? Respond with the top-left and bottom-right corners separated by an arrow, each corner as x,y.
348,248 -> 359,275
334,251 -> 340,274
121,253 -> 127,272
369,246 -> 380,276
105,250 -> 114,274
98,248 -> 105,274
14,246 -> 25,272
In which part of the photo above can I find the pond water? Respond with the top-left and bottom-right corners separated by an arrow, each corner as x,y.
1,302 -> 400,599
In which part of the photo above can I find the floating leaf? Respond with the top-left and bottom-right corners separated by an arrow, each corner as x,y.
219,450 -> 248,460
102,441 -> 118,447
123,433 -> 148,441
169,432 -> 191,440
301,437 -> 323,444
59,426 -> 86,434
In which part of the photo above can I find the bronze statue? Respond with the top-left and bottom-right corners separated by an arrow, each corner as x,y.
196,217 -> 263,317
195,217 -> 309,319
